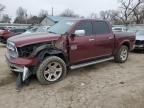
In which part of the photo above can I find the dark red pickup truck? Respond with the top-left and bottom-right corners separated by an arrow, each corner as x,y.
6,19 -> 135,85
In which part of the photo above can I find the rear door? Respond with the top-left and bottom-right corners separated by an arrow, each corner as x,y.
92,21 -> 114,57
69,21 -> 97,64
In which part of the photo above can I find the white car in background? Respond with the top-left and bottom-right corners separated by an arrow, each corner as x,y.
112,27 -> 127,32
135,30 -> 144,50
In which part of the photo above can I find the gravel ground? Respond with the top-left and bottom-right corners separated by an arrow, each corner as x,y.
0,44 -> 144,108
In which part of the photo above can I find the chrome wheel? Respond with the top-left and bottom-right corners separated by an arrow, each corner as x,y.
44,62 -> 62,82
120,48 -> 128,61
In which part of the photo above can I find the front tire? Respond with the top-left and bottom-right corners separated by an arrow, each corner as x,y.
114,45 -> 129,63
36,56 -> 67,85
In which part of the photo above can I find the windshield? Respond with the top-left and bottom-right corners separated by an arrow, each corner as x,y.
136,31 -> 144,36
48,20 -> 77,34
26,28 -> 37,32
36,26 -> 49,32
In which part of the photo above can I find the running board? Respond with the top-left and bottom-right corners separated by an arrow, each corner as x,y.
70,57 -> 114,70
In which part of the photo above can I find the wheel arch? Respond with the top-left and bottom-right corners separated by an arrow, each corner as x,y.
114,40 -> 130,56
36,48 -> 68,65
121,41 -> 130,50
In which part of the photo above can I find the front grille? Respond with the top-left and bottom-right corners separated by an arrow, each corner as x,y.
136,40 -> 144,45
18,46 -> 33,57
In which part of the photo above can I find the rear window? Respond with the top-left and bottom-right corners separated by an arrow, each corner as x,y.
93,21 -> 110,35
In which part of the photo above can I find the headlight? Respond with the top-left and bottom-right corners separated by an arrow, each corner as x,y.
7,41 -> 18,58
7,41 -> 15,51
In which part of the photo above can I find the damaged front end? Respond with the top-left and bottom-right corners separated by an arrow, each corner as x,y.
6,40 -> 57,89
6,41 -> 38,89
7,62 -> 32,89
7,62 -> 31,81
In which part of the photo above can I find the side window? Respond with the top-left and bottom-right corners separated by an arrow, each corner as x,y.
16,29 -> 21,32
75,21 -> 92,35
11,29 -> 16,32
21,29 -> 26,32
13,29 -> 19,33
93,21 -> 110,35
15,29 -> 19,32
15,29 -> 25,33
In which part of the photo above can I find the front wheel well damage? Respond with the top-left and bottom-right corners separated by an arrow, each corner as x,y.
37,49 -> 68,65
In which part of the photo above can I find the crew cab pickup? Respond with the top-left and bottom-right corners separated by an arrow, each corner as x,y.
6,19 -> 135,85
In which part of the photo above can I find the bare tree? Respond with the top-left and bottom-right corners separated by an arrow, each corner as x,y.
98,0 -> 144,24
130,2 -> 144,24
0,14 -> 11,23
139,6 -> 144,23
39,10 -> 48,18
60,9 -> 79,17
99,10 -> 122,24
16,7 -> 27,18
14,7 -> 27,24
27,16 -> 41,24
132,6 -> 141,24
118,0 -> 143,24
0,4 -> 5,14
0,4 -> 5,20
100,10 -> 112,20
89,13 -> 97,19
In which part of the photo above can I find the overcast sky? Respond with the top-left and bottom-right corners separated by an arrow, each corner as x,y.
1,0 -> 119,18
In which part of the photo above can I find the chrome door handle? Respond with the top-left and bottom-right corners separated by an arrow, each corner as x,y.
89,39 -> 95,41
108,37 -> 113,39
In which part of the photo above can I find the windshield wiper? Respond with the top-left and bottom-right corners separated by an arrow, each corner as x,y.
48,31 -> 57,34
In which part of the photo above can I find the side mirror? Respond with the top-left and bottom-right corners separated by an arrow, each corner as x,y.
74,30 -> 85,36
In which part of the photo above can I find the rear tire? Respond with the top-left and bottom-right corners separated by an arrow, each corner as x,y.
114,45 -> 129,63
36,56 -> 67,85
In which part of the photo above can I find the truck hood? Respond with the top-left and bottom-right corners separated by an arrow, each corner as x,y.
136,35 -> 144,41
8,32 -> 61,47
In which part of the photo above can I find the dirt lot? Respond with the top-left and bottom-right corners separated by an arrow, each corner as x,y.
0,44 -> 144,108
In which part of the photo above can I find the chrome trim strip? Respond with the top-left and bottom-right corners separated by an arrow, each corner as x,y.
70,57 -> 114,70
23,67 -> 30,81
9,64 -> 24,73
11,68 -> 23,72
9,63 -> 30,81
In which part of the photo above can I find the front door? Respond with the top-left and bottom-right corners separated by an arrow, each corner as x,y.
69,21 -> 96,64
